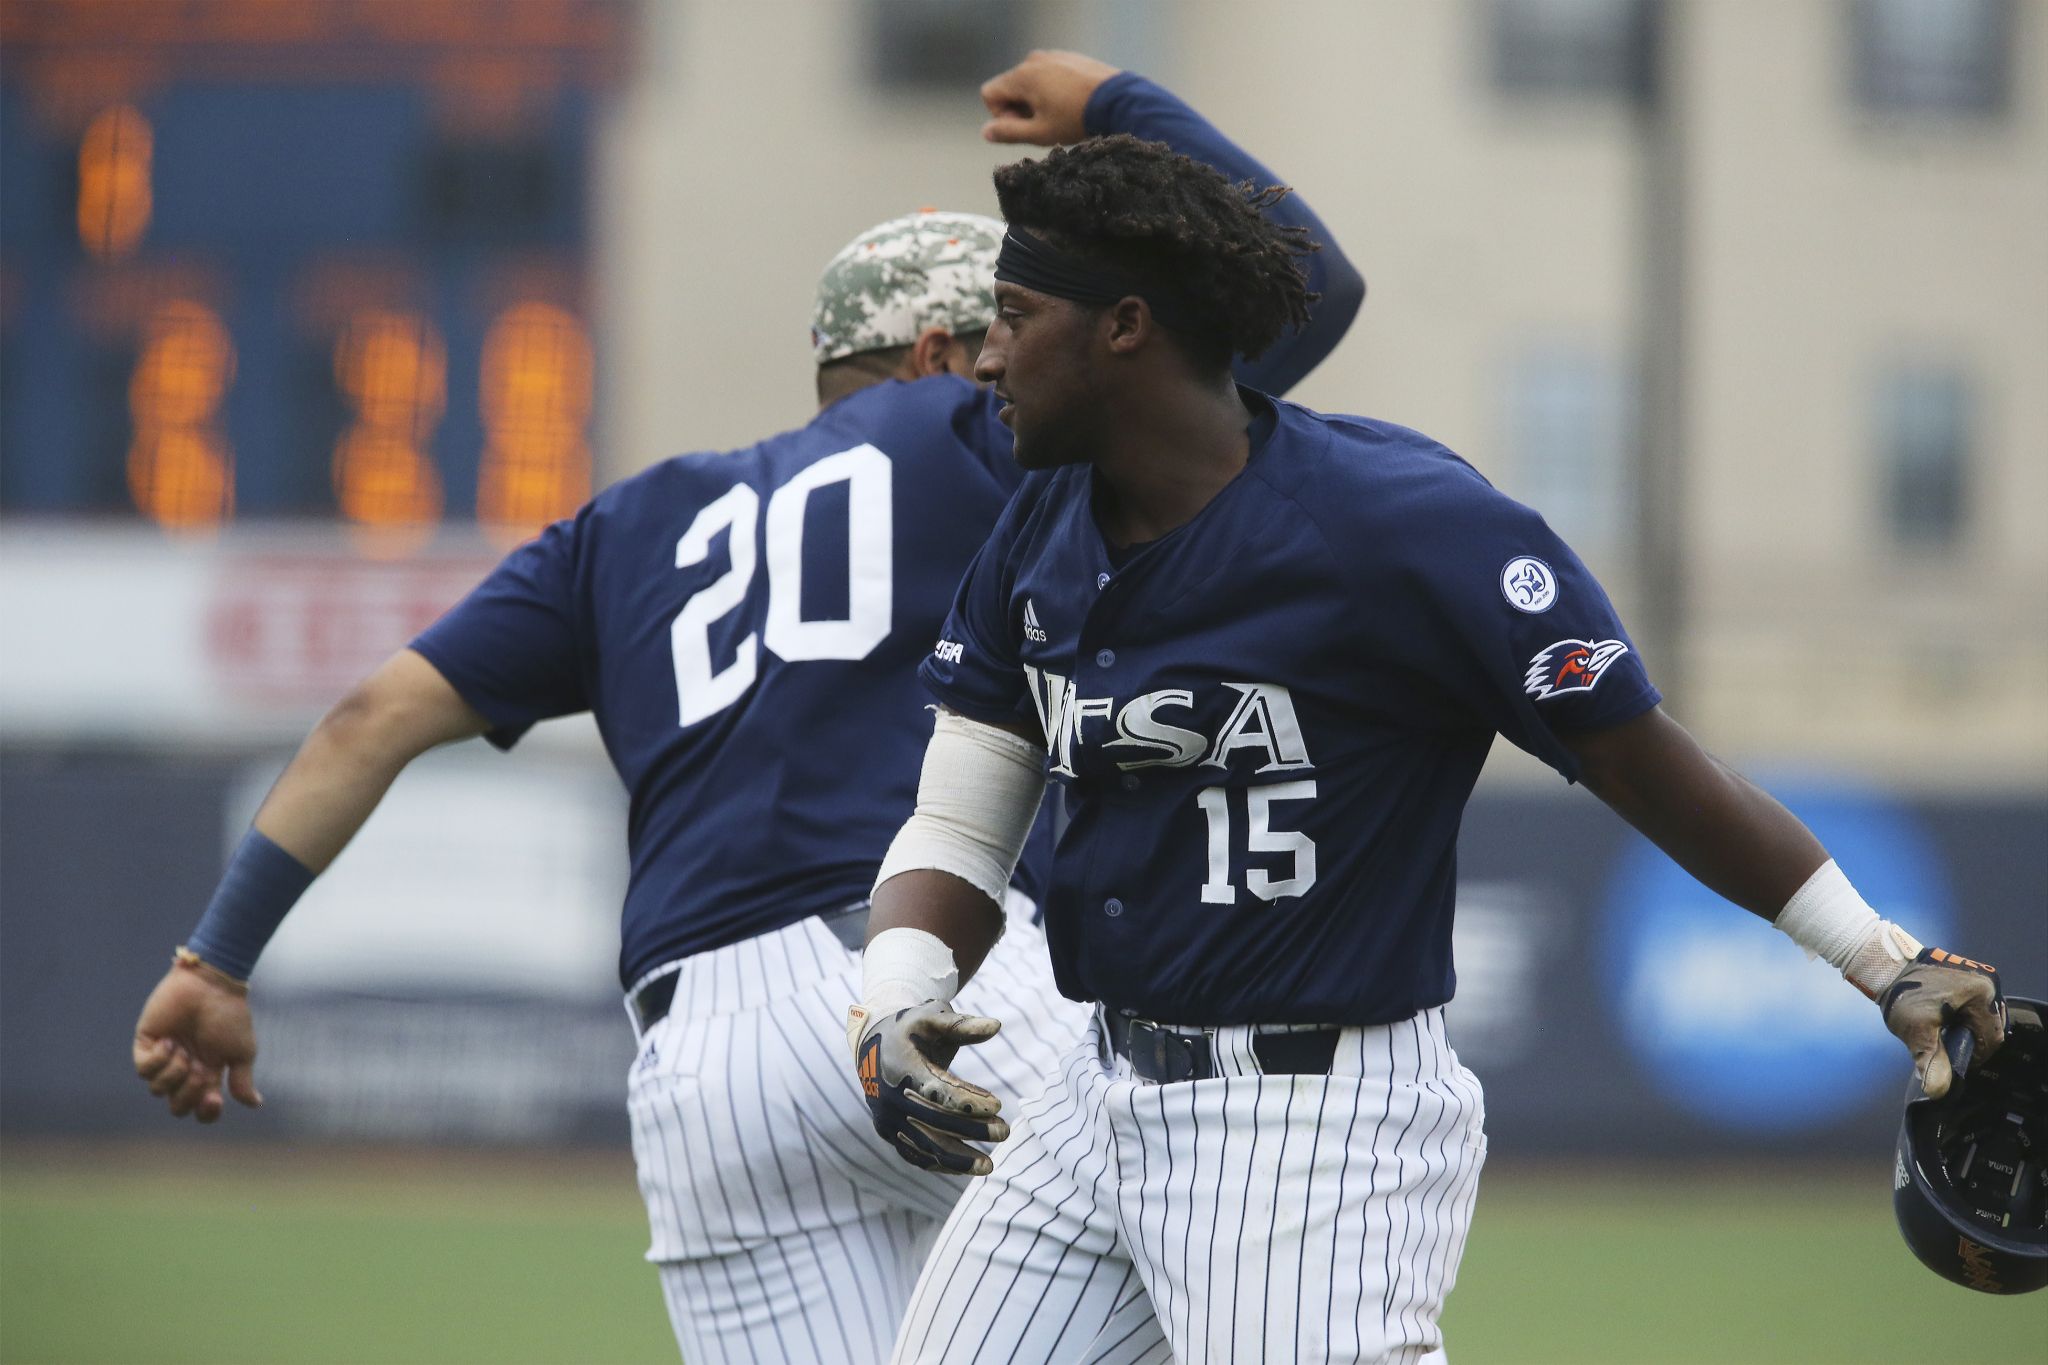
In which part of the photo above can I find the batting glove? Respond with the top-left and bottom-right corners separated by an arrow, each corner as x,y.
847,1002 -> 1010,1176
1878,947 -> 2006,1099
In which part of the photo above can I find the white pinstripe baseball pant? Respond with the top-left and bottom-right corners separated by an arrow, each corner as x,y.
890,1007 -> 1485,1364
626,897 -> 1090,1365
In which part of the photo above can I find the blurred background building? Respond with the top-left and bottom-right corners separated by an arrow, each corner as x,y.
1,0 -> 2042,1153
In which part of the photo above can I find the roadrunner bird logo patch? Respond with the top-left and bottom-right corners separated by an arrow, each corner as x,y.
1524,638 -> 1629,700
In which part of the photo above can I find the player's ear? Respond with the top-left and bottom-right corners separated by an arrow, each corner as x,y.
909,327 -> 961,378
1104,297 -> 1151,355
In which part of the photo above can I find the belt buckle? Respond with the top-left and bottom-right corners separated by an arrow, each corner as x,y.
1138,1021 -> 1206,1084
1147,1025 -> 1175,1082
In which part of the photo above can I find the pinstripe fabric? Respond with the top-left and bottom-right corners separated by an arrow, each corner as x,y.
629,900 -> 1089,1364
892,1009 -> 1485,1364
656,1208 -> 928,1365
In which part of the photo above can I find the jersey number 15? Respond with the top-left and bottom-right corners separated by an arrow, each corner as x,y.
1197,779 -> 1319,905
670,444 -> 892,726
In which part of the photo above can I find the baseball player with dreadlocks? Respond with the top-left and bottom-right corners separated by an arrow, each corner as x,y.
129,53 -> 1361,1365
847,133 -> 2008,1363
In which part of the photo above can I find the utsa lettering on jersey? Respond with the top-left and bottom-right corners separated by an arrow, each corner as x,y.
130,52 -> 1364,1365
853,127 -> 2005,1365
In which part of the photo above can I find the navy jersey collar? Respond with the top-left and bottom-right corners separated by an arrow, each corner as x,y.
1097,392 -> 1269,568
1065,388 -> 1319,617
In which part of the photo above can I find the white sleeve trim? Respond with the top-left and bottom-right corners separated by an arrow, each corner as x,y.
873,708 -> 1046,909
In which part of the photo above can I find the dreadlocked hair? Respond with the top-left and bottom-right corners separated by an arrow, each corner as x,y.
992,134 -> 1316,365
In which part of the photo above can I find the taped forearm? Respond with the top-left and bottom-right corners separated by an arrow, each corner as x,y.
1775,860 -> 1922,998
873,710 -> 1047,909
860,927 -> 960,1018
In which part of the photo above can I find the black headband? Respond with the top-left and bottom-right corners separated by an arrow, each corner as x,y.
993,227 -> 1211,336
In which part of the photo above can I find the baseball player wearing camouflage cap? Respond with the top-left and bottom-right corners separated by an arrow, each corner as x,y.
812,209 -> 1007,366
129,51 -> 1362,1365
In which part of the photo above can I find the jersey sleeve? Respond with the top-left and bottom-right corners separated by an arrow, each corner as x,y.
410,515 -> 591,750
1403,488 -> 1661,780
917,483 -> 1042,732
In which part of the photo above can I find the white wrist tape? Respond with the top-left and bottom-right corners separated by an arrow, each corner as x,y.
861,927 -> 960,1017
873,709 -> 1047,909
1775,859 -> 1922,996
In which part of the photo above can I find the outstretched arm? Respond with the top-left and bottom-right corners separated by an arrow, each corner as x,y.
131,649 -> 489,1122
982,51 -> 1365,395
1562,707 -> 2005,1095
1562,707 -> 1826,919
239,650 -> 491,873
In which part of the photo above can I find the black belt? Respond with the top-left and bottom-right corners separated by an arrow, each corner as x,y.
631,904 -> 870,1034
1103,1009 -> 1342,1084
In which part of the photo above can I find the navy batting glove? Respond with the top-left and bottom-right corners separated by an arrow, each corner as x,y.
849,1003 -> 1010,1176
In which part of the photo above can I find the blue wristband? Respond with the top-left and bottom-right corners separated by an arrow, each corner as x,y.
186,829 -> 316,980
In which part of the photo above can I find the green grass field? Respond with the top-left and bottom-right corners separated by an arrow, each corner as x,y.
2,1145 -> 2041,1364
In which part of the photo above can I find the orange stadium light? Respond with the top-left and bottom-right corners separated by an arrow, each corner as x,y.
128,427 -> 233,530
127,299 -> 235,530
477,300 -> 593,542
333,308 -> 447,439
331,427 -> 444,548
77,104 -> 153,261
332,308 -> 446,552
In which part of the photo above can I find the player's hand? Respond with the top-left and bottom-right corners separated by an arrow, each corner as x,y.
847,1002 -> 1009,1176
1878,948 -> 2005,1098
132,962 -> 262,1123
981,50 -> 1121,146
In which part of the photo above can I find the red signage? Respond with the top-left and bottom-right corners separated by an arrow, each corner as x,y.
206,553 -> 495,703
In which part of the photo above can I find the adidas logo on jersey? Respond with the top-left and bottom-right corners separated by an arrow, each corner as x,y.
1022,599 -> 1049,643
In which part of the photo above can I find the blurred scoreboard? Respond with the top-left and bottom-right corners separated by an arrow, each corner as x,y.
0,0 -> 628,543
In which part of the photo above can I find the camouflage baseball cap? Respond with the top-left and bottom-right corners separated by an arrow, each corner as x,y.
812,209 -> 1005,365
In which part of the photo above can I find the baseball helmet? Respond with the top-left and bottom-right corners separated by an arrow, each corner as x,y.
1892,995 -> 2047,1294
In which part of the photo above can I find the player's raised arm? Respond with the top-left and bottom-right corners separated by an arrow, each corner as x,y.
1559,708 -> 2005,1097
980,49 -> 1364,395
847,707 -> 1047,1177
131,649 -> 490,1122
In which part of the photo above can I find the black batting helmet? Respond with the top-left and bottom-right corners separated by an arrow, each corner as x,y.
1892,996 -> 2047,1294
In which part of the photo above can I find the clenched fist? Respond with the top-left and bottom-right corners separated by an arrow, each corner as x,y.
981,50 -> 1122,147
132,956 -> 262,1123
1879,947 -> 2005,1098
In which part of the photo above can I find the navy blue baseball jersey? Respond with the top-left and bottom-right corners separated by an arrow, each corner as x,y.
415,377 -> 1031,984
410,74 -> 1362,989
921,393 -> 1660,1026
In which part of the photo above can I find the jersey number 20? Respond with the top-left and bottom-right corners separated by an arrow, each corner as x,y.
670,444 -> 892,726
